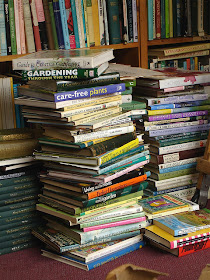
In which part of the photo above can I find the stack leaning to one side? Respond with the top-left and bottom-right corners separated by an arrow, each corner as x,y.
12,49 -> 151,270
133,67 -> 210,200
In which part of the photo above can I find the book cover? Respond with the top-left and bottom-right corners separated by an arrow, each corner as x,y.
145,225 -> 210,249
12,49 -> 114,70
153,209 -> 210,237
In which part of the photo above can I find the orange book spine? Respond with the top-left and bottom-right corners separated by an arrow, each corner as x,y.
87,173 -> 148,199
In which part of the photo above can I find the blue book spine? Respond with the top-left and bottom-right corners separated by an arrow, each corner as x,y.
148,123 -> 210,137
150,101 -> 210,110
54,83 -> 126,102
176,0 -> 181,36
147,0 -> 153,40
70,0 -> 80,48
52,0 -> 65,49
160,0 -> 165,38
13,84 -> 23,128
0,0 -> 7,56
147,184 -> 196,196
159,162 -> 197,174
81,0 -> 87,47
58,0 -> 70,49
172,105 -> 210,113
87,241 -> 145,269
99,150 -> 150,174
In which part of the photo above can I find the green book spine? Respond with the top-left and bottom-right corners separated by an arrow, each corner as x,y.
0,212 -> 38,226
120,87 -> 133,95
48,0 -> 59,49
0,205 -> 36,219
165,0 -> 170,38
120,101 -> 146,110
0,236 -> 33,249
80,212 -> 145,228
0,181 -> 40,195
0,222 -> 38,238
0,174 -> 37,187
0,230 -> 32,243
0,199 -> 37,212
0,192 -> 38,207
157,134 -> 208,147
0,217 -> 39,231
0,241 -> 35,256
8,0 -> 17,54
151,167 -> 197,180
106,0 -> 121,44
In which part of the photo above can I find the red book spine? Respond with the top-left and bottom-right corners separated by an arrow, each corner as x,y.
177,239 -> 210,257
186,58 -> 191,70
155,0 -> 161,39
30,0 -> 42,51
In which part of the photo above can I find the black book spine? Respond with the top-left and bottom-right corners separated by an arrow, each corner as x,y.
4,0 -> 12,55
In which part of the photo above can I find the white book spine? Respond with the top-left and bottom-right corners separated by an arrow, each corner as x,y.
171,187 -> 196,201
75,0 -> 85,48
145,120 -> 208,131
102,0 -> 109,45
73,125 -> 135,143
158,139 -> 207,155
98,0 -> 105,45
158,157 -> 199,169
144,117 -> 191,126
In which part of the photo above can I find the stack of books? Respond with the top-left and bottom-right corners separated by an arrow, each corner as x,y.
0,128 -> 42,255
12,49 -> 151,268
144,208 -> 210,257
132,67 -> 210,200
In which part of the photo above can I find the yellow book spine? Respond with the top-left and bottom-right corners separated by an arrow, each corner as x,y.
85,0 -> 95,46
194,57 -> 198,70
91,0 -> 100,46
147,109 -> 172,115
100,137 -> 140,165
83,0 -> 90,47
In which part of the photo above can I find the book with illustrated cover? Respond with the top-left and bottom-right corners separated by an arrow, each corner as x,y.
144,224 -> 210,249
153,209 -> 210,236
12,49 -> 114,70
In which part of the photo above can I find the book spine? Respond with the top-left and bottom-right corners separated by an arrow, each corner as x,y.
160,0 -> 165,38
54,83 -> 125,102
83,216 -> 146,232
158,139 -> 207,155
18,0 -> 26,54
0,180 -> 39,195
146,183 -> 196,196
147,123 -> 210,136
13,0 -> 21,54
158,162 -> 197,174
165,0 -> 169,38
0,205 -> 36,219
106,0 -> 121,44
152,0 -> 155,39
81,0 -> 88,47
75,0 -> 85,48
198,0 -> 204,36
98,0 -> 105,45
8,0 -> 17,54
155,0 -> 160,39
168,0 -> 173,37
42,0 -> 55,49
85,0 -> 95,46
0,235 -> 33,250
0,222 -> 37,238
4,0 -> 12,55
147,110 -> 209,121
177,239 -> 210,257
80,0 -> 87,47
91,0 -> 100,46
35,0 -> 49,50
172,231 -> 210,249
158,157 -> 198,169
0,241 -> 35,256
65,0 -> 76,49
102,0 -> 109,44
22,0 -> 36,53
151,167 -> 196,180
70,0 -> 80,48
122,0 -> 128,42
0,190 -> 38,206
87,172 -> 149,199
147,0 -> 153,40
0,174 -> 37,187
30,0 -> 42,51
126,0 -> 133,42
0,0 -> 7,56
132,0 -> 137,42
58,0 -> 70,49
87,241 -> 145,269
52,0 -> 65,49
48,0 -> 59,49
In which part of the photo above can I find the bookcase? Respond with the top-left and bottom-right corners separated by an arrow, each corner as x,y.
1,0 -> 210,71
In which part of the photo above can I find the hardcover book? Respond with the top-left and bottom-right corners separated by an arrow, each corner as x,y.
12,49 -> 114,70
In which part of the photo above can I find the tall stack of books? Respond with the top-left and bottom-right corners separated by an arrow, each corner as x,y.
132,67 -> 210,200
12,49 -> 151,269
144,208 -> 210,257
0,128 -> 42,255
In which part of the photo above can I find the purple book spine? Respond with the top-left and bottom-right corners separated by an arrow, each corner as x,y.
147,110 -> 208,121
149,123 -> 210,137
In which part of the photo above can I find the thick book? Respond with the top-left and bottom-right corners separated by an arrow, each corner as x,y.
144,225 -> 210,249
18,83 -> 125,102
21,62 -> 109,81
12,49 -> 115,70
153,209 -> 210,237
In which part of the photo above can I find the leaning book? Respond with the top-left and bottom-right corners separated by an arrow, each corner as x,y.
12,49 -> 115,70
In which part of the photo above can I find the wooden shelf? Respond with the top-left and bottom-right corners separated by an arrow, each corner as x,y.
148,36 -> 210,46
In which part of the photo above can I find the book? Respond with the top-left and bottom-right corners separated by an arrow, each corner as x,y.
34,0 -> 48,50
12,49 -> 115,70
42,0 -> 55,50
0,0 -> 8,56
153,209 -> 210,237
21,62 -> 109,81
144,225 -> 210,249
138,194 -> 199,219
41,240 -> 145,270
146,237 -> 210,257
8,0 -> 17,54
105,0 -> 121,44
147,167 -> 196,181
30,0 -> 42,51
22,0 -> 35,53
144,111 -> 209,122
